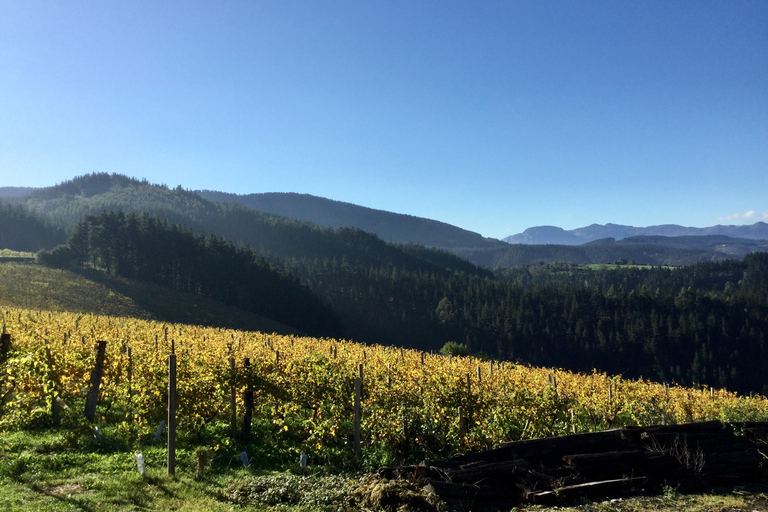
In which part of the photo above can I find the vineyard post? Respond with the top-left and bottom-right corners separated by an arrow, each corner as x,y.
458,406 -> 465,437
241,357 -> 253,440
354,363 -> 363,455
44,345 -> 60,427
126,346 -> 133,400
466,373 -> 472,429
168,350 -> 177,476
0,327 -> 10,366
84,341 -> 107,422
229,355 -> 236,437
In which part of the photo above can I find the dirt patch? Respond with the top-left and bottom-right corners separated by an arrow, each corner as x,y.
41,482 -> 92,497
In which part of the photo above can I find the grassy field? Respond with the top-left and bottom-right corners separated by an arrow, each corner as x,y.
2,428 -> 768,511
3,428 -> 768,512
0,249 -> 35,259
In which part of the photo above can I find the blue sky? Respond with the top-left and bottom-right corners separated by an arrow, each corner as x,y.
1,1 -> 766,239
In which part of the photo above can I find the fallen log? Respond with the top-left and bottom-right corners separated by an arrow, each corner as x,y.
442,459 -> 529,483
377,421 -> 768,509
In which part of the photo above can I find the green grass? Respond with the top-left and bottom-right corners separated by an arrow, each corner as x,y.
0,428 -> 370,511
0,262 -> 302,334
3,429 -> 768,511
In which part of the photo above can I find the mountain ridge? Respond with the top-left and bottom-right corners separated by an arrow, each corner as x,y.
2,175 -> 766,266
196,190 -> 507,251
505,222 -> 768,244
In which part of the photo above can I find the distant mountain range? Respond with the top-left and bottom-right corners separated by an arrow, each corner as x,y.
504,222 -> 768,245
2,176 -> 767,266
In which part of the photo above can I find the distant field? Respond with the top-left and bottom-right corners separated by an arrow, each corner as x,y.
0,249 -> 35,259
581,263 -> 672,270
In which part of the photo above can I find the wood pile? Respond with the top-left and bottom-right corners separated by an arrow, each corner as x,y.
377,421 -> 768,509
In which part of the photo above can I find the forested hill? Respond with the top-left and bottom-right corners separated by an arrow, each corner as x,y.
5,173 -> 486,277
0,199 -> 66,252
6,173 -> 761,266
196,190 -> 508,251
37,211 -> 344,337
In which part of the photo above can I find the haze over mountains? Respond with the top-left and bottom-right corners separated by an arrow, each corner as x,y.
1,175 -> 767,266
196,190 -> 506,251
505,223 -> 768,245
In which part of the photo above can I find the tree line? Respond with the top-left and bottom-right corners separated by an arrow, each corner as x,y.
37,211 -> 343,338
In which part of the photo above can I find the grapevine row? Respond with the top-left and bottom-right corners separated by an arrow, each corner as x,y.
2,307 -> 767,460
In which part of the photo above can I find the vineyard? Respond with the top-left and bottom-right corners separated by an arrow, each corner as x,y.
2,306 -> 768,467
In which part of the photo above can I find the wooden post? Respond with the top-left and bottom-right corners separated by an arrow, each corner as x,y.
229,356 -> 236,437
477,365 -> 482,382
241,357 -> 253,440
126,346 -> 133,401
459,406 -> 465,437
0,329 -> 10,366
421,352 -> 425,365
168,352 -> 177,476
45,346 -> 59,427
84,341 -> 107,422
354,364 -> 362,455
466,373 -> 471,397
489,360 -> 493,377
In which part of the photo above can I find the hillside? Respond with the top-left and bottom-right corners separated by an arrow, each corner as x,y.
0,199 -> 67,252
197,190 -> 509,251
4,306 -> 768,511
5,174 -> 762,267
5,173 -> 768,394
0,262 -> 302,335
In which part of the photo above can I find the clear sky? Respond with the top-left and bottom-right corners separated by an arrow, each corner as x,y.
1,1 -> 766,239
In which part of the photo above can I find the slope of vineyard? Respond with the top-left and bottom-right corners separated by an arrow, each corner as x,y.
0,262 -> 301,335
3,307 -> 767,465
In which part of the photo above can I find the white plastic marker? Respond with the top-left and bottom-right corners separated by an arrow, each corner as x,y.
300,451 -> 307,471
135,453 -> 147,478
